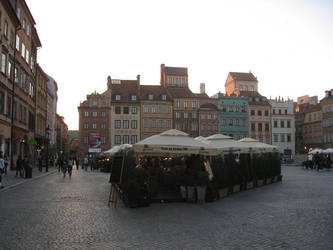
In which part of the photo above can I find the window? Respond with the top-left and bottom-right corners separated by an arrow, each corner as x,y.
239,85 -> 243,91
192,101 -> 196,108
274,120 -> 278,128
222,119 -> 226,126
6,96 -> 11,116
115,135 -> 121,145
280,134 -> 285,142
30,57 -> 34,71
281,121 -> 285,128
21,43 -> 25,59
274,134 -> 279,142
166,120 -> 171,128
265,110 -> 269,116
175,112 -> 180,119
22,19 -> 26,30
192,112 -> 197,118
251,110 -> 255,116
144,119 -> 148,128
176,100 -> 180,108
201,114 -> 206,120
14,67 -> 18,84
101,124 -> 106,129
123,120 -> 129,129
258,123 -> 262,131
161,94 -> 167,100
84,123 -> 89,129
25,50 -> 29,64
92,123 -> 97,129
16,35 -> 20,51
182,78 -> 185,85
0,91 -> 3,114
287,134 -> 291,142
258,110 -> 262,116
23,107 -> 26,123
131,107 -> 137,114
167,106 -> 172,113
84,111 -> 89,117
1,53 -> 7,74
184,112 -> 188,119
92,111 -> 97,117
131,135 -> 137,144
244,85 -> 248,91
101,111 -> 106,117
250,86 -> 254,91
152,105 -> 157,113
115,106 -> 121,114
251,123 -> 255,131
279,109 -> 281,114
144,105 -> 149,113
175,78 -> 179,85
158,104 -> 163,113
168,77 -> 172,84
265,123 -> 269,131
84,136 -> 88,144
123,135 -> 129,144
101,136 -> 106,144
115,94 -> 121,100
158,120 -> 164,128
236,119 -> 240,125
285,109 -> 287,115
287,120 -> 291,128
152,120 -> 156,128
184,101 -> 188,108
27,25 -> 30,36
265,136 -> 270,144
131,120 -> 137,129
17,8 -> 21,20
7,61 -> 12,78
13,100 -> 16,119
148,94 -> 154,100
131,95 -> 137,101
115,120 -> 121,129
273,109 -> 275,114
4,21 -> 8,37
123,107 -> 129,114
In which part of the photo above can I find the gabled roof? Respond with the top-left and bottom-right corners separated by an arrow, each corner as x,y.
166,87 -> 196,98
239,91 -> 270,106
195,93 -> 209,99
229,72 -> 257,82
164,66 -> 188,76
111,80 -> 139,102
140,85 -> 171,101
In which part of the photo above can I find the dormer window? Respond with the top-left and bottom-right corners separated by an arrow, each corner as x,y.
148,94 -> 154,100
131,94 -> 137,101
115,94 -> 121,100
161,94 -> 167,100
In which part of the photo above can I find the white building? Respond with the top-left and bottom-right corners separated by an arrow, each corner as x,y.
46,75 -> 58,145
269,97 -> 295,157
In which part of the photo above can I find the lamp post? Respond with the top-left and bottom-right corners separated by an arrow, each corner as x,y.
46,126 -> 50,172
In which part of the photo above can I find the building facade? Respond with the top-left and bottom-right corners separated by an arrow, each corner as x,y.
269,97 -> 295,157
217,93 -> 249,140
140,85 -> 173,140
320,90 -> 333,148
198,103 -> 219,137
56,114 -> 68,155
78,90 -> 111,157
110,77 -> 141,146
303,104 -> 322,151
46,75 -> 57,146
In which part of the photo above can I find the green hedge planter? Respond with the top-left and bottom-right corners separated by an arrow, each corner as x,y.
218,187 -> 228,199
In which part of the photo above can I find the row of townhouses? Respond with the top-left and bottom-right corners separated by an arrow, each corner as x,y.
0,0 -> 67,168
78,64 -> 298,158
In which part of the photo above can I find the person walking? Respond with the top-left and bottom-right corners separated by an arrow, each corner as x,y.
3,154 -> 8,175
313,152 -> 320,171
62,158 -> 67,177
38,157 -> 43,172
84,156 -> 88,171
0,151 -> 5,188
68,157 -> 73,177
16,155 -> 23,177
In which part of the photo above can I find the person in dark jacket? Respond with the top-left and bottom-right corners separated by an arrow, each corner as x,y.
16,155 -> 23,177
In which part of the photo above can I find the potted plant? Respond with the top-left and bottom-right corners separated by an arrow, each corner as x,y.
195,170 -> 209,204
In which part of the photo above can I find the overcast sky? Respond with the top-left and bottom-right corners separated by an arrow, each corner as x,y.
27,0 -> 333,130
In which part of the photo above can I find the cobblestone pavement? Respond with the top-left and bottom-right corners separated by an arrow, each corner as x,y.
1,166 -> 333,250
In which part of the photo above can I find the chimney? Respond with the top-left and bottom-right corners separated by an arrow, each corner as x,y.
137,74 -> 140,85
200,83 -> 206,94
160,64 -> 165,86
107,76 -> 111,90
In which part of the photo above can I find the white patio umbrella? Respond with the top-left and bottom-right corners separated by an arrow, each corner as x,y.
201,134 -> 250,153
194,136 -> 205,141
133,129 -> 213,156
103,144 -> 133,155
308,148 -> 324,154
323,148 -> 333,154
238,137 -> 279,153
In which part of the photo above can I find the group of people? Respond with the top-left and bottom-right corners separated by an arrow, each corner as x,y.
306,152 -> 332,170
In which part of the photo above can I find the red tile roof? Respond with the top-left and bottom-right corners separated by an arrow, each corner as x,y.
239,91 -> 261,97
164,66 -> 188,76
229,72 -> 257,81
166,87 -> 196,98
140,85 -> 171,101
195,93 -> 209,99
110,80 -> 139,102
239,91 -> 270,106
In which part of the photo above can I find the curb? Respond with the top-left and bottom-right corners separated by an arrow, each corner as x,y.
0,169 -> 57,193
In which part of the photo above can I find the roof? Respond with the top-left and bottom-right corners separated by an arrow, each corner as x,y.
166,87 -> 196,98
229,72 -> 257,81
306,103 -> 321,113
111,80 -> 139,102
140,85 -> 171,101
164,66 -> 188,76
239,91 -> 261,97
195,93 -> 209,99
239,91 -> 271,106
199,103 -> 218,110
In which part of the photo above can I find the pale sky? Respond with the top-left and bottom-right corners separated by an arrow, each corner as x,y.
27,0 -> 333,130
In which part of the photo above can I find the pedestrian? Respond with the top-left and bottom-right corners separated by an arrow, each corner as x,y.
4,154 -> 8,175
84,156 -> 88,171
23,156 -> 32,178
16,155 -> 23,177
58,156 -> 63,173
62,158 -> 67,177
0,151 -> 5,188
313,152 -> 320,171
68,157 -> 73,177
38,157 -> 42,172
